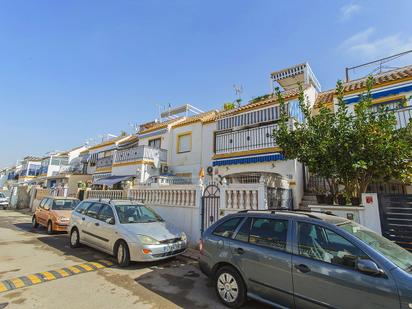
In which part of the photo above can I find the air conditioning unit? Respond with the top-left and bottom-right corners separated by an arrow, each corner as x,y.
161,165 -> 169,174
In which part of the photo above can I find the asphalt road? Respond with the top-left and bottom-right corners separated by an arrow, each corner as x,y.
0,210 -> 269,309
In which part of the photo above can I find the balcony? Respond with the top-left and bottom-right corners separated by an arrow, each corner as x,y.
96,156 -> 113,168
114,146 -> 167,164
215,123 -> 280,155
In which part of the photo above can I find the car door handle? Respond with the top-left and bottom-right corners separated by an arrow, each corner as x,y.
95,222 -> 99,226
236,247 -> 244,255
295,264 -> 311,273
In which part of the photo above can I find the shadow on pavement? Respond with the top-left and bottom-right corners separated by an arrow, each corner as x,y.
136,258 -> 271,309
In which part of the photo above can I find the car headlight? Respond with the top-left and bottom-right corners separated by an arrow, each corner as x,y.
58,216 -> 69,222
180,232 -> 187,242
137,235 -> 160,245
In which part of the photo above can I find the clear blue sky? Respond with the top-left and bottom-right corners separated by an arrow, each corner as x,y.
1,0 -> 411,167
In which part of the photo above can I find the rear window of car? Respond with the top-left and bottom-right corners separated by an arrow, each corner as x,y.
212,217 -> 243,238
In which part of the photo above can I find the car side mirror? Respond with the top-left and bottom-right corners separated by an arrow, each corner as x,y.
357,259 -> 384,276
106,217 -> 115,225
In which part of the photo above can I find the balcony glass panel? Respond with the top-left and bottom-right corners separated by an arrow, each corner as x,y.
113,146 -> 167,164
96,156 -> 113,168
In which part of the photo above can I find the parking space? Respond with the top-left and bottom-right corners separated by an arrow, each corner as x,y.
0,210 -> 268,308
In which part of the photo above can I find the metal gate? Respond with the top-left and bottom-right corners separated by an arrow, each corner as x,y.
378,194 -> 412,251
267,187 -> 293,209
201,184 -> 220,235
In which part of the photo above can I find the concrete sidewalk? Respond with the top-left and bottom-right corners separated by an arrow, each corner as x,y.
181,248 -> 200,261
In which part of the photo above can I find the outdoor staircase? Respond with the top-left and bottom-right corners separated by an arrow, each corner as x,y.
298,193 -> 318,210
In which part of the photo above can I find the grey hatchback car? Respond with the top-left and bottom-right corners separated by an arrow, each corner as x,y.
199,210 -> 412,308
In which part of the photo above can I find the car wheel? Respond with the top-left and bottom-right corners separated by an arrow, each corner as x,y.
116,241 -> 130,267
70,228 -> 80,248
215,266 -> 246,308
32,216 -> 39,228
47,221 -> 54,235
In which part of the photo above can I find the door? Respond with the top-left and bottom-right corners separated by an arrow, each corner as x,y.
230,217 -> 294,307
72,201 -> 93,238
378,194 -> 412,252
201,184 -> 220,234
94,204 -> 117,252
82,203 -> 103,245
36,198 -> 47,225
292,221 -> 400,309
38,198 -> 51,226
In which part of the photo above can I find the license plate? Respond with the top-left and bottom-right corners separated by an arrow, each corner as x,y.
164,243 -> 180,252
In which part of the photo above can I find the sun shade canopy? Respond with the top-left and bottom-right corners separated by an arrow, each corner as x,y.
93,175 -> 134,186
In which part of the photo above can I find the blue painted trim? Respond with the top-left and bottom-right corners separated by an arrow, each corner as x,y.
344,84 -> 412,104
212,154 -> 285,166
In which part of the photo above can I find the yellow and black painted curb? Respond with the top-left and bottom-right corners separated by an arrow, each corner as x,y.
0,259 -> 114,293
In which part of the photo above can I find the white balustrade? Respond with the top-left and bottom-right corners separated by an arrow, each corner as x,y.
86,190 -> 126,200
128,185 -> 197,207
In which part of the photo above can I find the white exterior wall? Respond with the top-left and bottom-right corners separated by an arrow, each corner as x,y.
214,159 -> 303,207
138,121 -> 216,181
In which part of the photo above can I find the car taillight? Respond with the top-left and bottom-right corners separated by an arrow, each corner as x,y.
199,239 -> 204,254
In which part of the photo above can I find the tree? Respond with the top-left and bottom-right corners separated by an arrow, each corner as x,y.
273,78 -> 412,200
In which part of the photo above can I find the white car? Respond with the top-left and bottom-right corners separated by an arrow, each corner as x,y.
69,199 -> 188,266
0,193 -> 9,209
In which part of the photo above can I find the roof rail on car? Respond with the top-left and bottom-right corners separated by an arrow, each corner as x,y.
237,208 -> 336,217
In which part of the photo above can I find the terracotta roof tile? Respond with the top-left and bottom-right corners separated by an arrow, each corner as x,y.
139,117 -> 185,134
217,87 -> 304,119
343,65 -> 412,93
172,110 -> 218,128
314,65 -> 412,107
315,90 -> 335,107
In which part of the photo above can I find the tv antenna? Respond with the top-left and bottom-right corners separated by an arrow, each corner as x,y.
233,84 -> 243,106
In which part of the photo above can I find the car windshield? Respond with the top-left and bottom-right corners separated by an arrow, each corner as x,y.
0,193 -> 5,198
114,204 -> 163,224
339,221 -> 412,272
52,199 -> 79,210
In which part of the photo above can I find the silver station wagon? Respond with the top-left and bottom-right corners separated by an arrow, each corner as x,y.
199,210 -> 412,308
69,199 -> 188,266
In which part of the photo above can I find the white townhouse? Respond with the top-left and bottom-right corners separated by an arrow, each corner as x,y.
211,63 -> 321,208
17,156 -> 42,183
136,105 -> 217,184
84,135 -> 132,185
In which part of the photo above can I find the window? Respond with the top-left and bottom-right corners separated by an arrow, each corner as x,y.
52,199 -> 79,210
114,204 -> 163,224
75,202 -> 92,214
249,218 -> 288,251
212,217 -> 242,238
98,205 -> 115,222
234,218 -> 252,242
340,221 -> 412,272
148,138 -> 161,149
177,133 -> 191,153
44,199 -> 53,209
40,198 -> 48,208
85,203 -> 103,219
297,222 -> 367,269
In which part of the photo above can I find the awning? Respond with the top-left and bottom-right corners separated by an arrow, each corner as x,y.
93,175 -> 134,186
